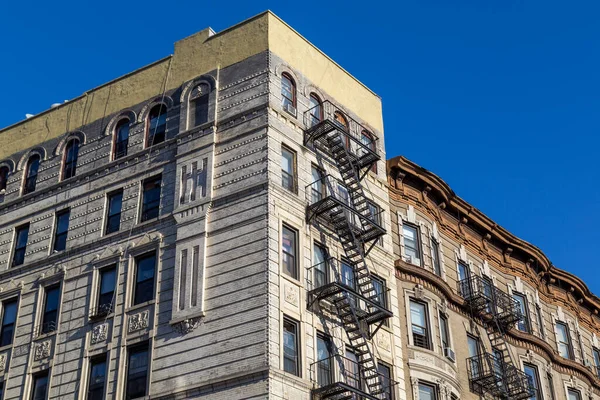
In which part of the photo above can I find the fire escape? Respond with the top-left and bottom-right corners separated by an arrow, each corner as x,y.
304,101 -> 396,399
458,275 -> 534,400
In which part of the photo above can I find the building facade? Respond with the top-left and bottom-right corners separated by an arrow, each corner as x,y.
388,156 -> 600,400
0,12 -> 404,400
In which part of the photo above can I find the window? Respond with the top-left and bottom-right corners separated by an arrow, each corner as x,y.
88,355 -> 107,400
126,342 -> 149,399
439,312 -> 450,350
536,304 -> 545,337
345,349 -> 362,389
457,262 -> 470,282
547,373 -> 556,400
41,285 -> 60,334
281,146 -> 296,193
341,260 -> 356,290
402,224 -> 421,265
190,83 -> 210,127
281,73 -> 296,113
23,155 -> 40,195
481,275 -> 493,313
0,166 -> 8,192
513,292 -> 530,333
316,334 -> 332,386
141,176 -> 161,222
431,239 -> 442,276
310,165 -> 325,203
556,322 -> 573,359
367,201 -> 381,227
334,112 -> 351,148
418,382 -> 438,400
523,363 -> 543,400
410,299 -> 430,349
312,243 -> 328,289
12,224 -> 29,266
146,104 -> 167,147
283,317 -> 299,376
105,190 -> 123,234
0,298 -> 18,346
113,119 -> 130,160
360,130 -> 377,172
282,225 -> 298,280
378,362 -> 394,400
308,93 -> 322,127
62,139 -> 79,179
593,348 -> 600,378
133,253 -> 156,306
467,335 -> 481,377
371,276 -> 387,308
567,389 -> 582,400
52,209 -> 70,252
96,266 -> 116,316
31,370 -> 49,400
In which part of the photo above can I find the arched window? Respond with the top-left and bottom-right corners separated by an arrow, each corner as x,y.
146,104 -> 167,147
308,93 -> 323,127
23,155 -> 41,195
361,130 -> 377,173
281,73 -> 296,113
189,83 -> 210,128
113,118 -> 130,160
62,139 -> 79,180
334,111 -> 351,148
0,166 -> 8,193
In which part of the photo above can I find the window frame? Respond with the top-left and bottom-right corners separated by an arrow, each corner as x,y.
547,372 -> 556,400
23,154 -> 41,195
439,311 -> 451,351
512,291 -> 530,333
52,209 -> 70,253
281,73 -> 296,112
30,369 -> 50,400
12,223 -> 30,267
431,238 -> 442,276
145,104 -> 167,148
95,265 -> 117,317
281,145 -> 297,193
556,321 -> 573,360
105,190 -> 123,235
282,316 -> 300,377
281,224 -> 298,280
140,176 -> 161,222
523,362 -> 543,400
61,138 -> 79,180
402,223 -> 422,265
377,361 -> 394,400
567,388 -> 582,400
40,284 -> 60,335
417,381 -> 438,400
409,298 -> 431,350
308,93 -> 323,127
113,118 -> 130,160
593,347 -> 600,378
126,341 -> 149,399
0,165 -> 9,193
0,298 -> 18,347
315,332 -> 333,386
132,252 -> 157,306
87,353 -> 108,400
189,83 -> 210,128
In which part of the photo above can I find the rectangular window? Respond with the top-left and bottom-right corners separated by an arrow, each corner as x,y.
312,243 -> 328,289
281,225 -> 298,280
467,335 -> 481,378
283,317 -> 299,376
523,363 -> 543,400
12,224 -> 29,267
41,285 -> 60,335
457,262 -> 470,282
593,348 -> 600,378
431,239 -> 442,276
310,165 -> 325,204
568,389 -> 582,400
556,322 -> 573,359
126,342 -> 149,399
372,276 -> 388,326
96,266 -> 116,316
378,362 -> 394,400
345,349 -> 362,390
536,304 -> 545,337
439,312 -> 450,350
410,299 -> 430,349
133,253 -> 156,306
281,146 -> 296,193
547,373 -> 556,400
316,334 -> 332,387
87,355 -> 107,400
105,190 -> 123,234
31,370 -> 49,400
402,224 -> 421,264
0,298 -> 18,346
341,260 -> 356,290
418,382 -> 438,400
513,292 -> 530,333
141,176 -> 161,222
52,209 -> 70,252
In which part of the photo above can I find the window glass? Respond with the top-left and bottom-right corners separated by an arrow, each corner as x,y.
402,225 -> 420,263
310,165 -> 324,203
24,155 -> 40,194
341,261 -> 355,290
114,119 -> 130,159
282,226 -> 297,279
316,334 -> 332,386
513,292 -> 529,332
410,300 -> 429,348
13,224 -> 29,266
63,139 -> 79,179
378,363 -> 393,400
127,343 -> 149,399
418,382 -> 436,400
568,389 -> 581,400
141,177 -> 161,221
281,74 -> 295,110
309,94 -> 322,126
457,262 -> 470,282
42,286 -> 60,334
556,322 -> 572,359
523,363 -> 541,400
281,147 -> 295,192
53,210 -> 70,252
345,350 -> 361,389
134,253 -> 156,305
0,299 -> 18,346
106,191 -> 123,234
312,244 -> 328,288
440,313 -> 450,349
97,266 -> 116,315
431,240 -> 441,276
283,317 -> 299,376
147,105 -> 167,147
88,355 -> 107,400
536,305 -> 545,336
31,371 -> 49,400
0,166 -> 9,192
191,83 -> 210,127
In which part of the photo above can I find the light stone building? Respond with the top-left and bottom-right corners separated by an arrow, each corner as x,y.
0,11 -> 404,400
388,156 -> 600,400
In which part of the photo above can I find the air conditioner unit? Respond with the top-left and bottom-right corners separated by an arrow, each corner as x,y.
405,255 -> 421,266
284,103 -> 297,117
444,347 -> 456,362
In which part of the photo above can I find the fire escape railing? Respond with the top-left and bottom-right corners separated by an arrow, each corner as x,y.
310,355 -> 398,400
458,276 -> 534,400
304,103 -> 392,399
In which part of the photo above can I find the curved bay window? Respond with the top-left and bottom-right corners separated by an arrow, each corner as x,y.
281,73 -> 296,114
62,139 -> 79,180
189,83 -> 210,128
308,93 -> 323,127
23,154 -> 41,195
114,119 -> 130,160
0,166 -> 8,192
146,104 -> 167,147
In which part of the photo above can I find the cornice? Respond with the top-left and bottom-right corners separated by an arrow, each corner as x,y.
387,155 -> 600,319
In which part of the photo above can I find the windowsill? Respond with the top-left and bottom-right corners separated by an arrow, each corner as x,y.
126,300 -> 155,313
35,330 -> 57,341
281,272 -> 302,288
88,313 -> 114,323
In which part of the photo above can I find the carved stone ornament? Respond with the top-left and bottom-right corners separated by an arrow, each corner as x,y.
34,341 -> 51,361
376,332 -> 391,352
91,323 -> 108,344
0,354 -> 6,371
128,310 -> 149,333
173,317 -> 201,334
284,284 -> 298,307
414,284 -> 425,300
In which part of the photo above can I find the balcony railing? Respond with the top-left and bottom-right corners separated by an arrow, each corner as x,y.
457,275 -> 523,329
304,101 -> 380,172
310,355 -> 397,400
307,258 -> 392,332
467,353 -> 534,400
306,175 -> 385,245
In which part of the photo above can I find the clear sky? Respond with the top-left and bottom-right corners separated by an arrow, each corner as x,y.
1,1 -> 598,292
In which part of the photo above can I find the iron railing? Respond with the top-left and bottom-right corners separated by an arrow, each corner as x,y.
90,303 -> 114,318
467,353 -> 533,400
310,355 -> 397,400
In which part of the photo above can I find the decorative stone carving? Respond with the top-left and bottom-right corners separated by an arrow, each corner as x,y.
0,354 -> 6,371
459,244 -> 467,262
406,205 -> 416,223
128,311 -> 149,333
411,376 -> 419,399
173,317 -> 201,334
284,284 -> 298,307
376,332 -> 391,352
439,299 -> 448,317
34,341 -> 51,361
525,349 -> 535,363
414,284 -> 425,300
91,323 -> 108,344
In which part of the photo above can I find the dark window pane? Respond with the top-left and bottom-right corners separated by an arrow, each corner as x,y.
97,267 -> 116,315
24,155 -> 40,194
13,224 -> 29,266
63,140 -> 79,179
141,178 -> 161,222
283,318 -> 299,376
281,148 -> 295,192
282,226 -> 297,279
134,254 -> 156,305
0,299 -> 18,346
0,166 -> 8,192
53,210 -> 70,252
42,286 -> 60,334
31,371 -> 49,400
126,344 -> 148,399
147,105 -> 167,147
88,356 -> 107,400
114,119 -> 130,159
106,191 -> 123,234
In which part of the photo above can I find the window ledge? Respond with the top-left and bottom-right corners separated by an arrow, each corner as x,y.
126,300 -> 155,313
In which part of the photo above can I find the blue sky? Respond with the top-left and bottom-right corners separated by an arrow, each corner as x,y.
1,1 -> 598,292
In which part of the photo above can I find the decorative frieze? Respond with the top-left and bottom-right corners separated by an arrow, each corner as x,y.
128,310 -> 149,333
34,341 -> 51,361
173,317 -> 201,335
91,323 -> 108,344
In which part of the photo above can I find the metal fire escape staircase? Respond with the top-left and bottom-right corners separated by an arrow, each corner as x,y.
304,102 -> 395,400
458,275 -> 534,400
